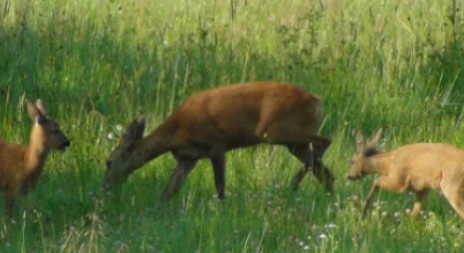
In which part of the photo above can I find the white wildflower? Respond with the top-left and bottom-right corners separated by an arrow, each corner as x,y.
107,132 -> 115,140
115,124 -> 124,132
318,233 -> 328,240
325,222 -> 337,229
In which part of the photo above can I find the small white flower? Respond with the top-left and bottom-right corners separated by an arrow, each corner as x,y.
381,211 -> 388,217
304,245 -> 310,250
107,132 -> 115,140
325,223 -> 337,229
427,221 -> 437,230
318,233 -> 328,240
115,124 -> 124,132
394,212 -> 401,218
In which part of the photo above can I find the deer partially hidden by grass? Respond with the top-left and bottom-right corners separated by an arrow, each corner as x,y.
349,129 -> 464,219
0,99 -> 70,214
104,82 -> 334,201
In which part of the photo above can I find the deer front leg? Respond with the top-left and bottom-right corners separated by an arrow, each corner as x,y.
363,182 -> 379,218
411,190 -> 428,217
210,153 -> 226,199
363,176 -> 408,218
161,158 -> 197,201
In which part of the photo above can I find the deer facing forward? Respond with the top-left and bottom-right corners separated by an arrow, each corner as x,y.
104,82 -> 334,201
349,129 -> 464,219
0,99 -> 70,214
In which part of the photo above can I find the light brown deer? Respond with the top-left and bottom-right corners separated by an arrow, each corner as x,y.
0,99 -> 70,214
104,82 -> 334,200
349,129 -> 464,219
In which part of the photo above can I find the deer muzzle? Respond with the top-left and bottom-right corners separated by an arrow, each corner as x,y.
59,139 -> 71,152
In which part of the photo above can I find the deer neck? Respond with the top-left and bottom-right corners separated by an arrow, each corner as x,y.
129,121 -> 176,172
364,152 -> 392,176
24,125 -> 49,176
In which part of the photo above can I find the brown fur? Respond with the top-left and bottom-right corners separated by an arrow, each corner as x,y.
0,99 -> 70,214
349,129 -> 464,219
104,82 -> 334,200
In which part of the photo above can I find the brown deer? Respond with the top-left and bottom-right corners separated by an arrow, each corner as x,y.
349,129 -> 464,219
104,82 -> 334,200
0,99 -> 70,214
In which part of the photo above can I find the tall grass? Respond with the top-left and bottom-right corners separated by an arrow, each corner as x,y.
0,0 -> 464,251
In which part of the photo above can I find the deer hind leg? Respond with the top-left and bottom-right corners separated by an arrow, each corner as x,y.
210,153 -> 226,200
161,157 -> 198,201
4,188 -> 18,216
287,144 -> 311,190
288,142 -> 333,193
441,182 -> 464,220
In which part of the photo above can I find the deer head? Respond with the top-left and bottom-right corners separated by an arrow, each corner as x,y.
27,99 -> 70,152
103,119 -> 146,189
348,129 -> 382,180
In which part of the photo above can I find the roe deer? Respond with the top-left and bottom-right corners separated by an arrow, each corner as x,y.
349,129 -> 464,219
104,82 -> 334,200
0,99 -> 70,214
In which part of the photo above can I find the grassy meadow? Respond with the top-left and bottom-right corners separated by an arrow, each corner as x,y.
1,0 -> 464,251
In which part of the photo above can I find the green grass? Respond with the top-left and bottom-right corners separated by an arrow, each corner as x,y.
1,0 -> 464,251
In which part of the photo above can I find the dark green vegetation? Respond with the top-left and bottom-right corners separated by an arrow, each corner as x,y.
0,0 -> 464,252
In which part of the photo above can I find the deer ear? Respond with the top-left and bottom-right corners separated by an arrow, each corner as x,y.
121,119 -> 146,143
27,100 -> 38,121
35,99 -> 49,117
367,128 -> 383,149
133,119 -> 146,139
27,99 -> 48,125
353,129 -> 365,150
26,100 -> 46,124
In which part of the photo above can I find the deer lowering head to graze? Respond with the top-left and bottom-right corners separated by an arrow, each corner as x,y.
349,129 -> 464,219
104,82 -> 334,201
0,99 -> 70,214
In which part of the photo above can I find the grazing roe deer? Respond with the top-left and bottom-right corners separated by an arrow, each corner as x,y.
104,82 -> 334,200
0,99 -> 70,214
349,129 -> 464,219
